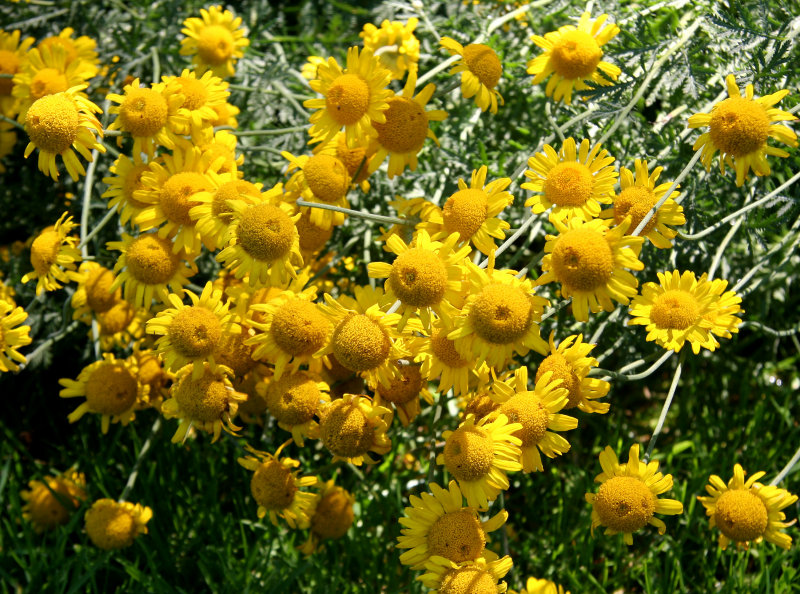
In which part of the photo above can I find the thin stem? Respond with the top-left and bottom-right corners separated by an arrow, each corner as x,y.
151,47 -> 160,84
593,349 -> 674,382
18,321 -> 81,371
102,129 -> 125,137
78,208 -> 118,250
478,211 -> 538,268
643,350 -> 686,463
708,212 -> 745,280
741,320 -> 800,337
770,442 -> 800,486
232,126 -> 307,137
0,114 -> 25,131
416,56 -> 459,87
80,150 -> 101,258
296,199 -> 408,226
119,418 -> 162,502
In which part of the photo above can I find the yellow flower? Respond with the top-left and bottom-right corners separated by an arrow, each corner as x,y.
490,366 -> 577,473
414,317 -> 484,397
515,577 -> 570,594
70,261 -> 121,324
318,393 -> 392,465
449,257 -> 549,370
538,218 -> 644,322
146,281 -> 239,379
102,154 -> 158,228
698,464 -> 798,550
21,212 -> 82,295
23,86 -> 105,181
106,77 -> 184,158
420,166 -> 513,255
85,499 -> 152,550
368,70 -> 447,179
522,137 -> 617,224
37,27 -> 99,77
312,130 -> 377,192
261,370 -> 330,446
0,298 -> 32,372
628,270 -> 744,354
94,300 -> 146,351
282,151 -> 351,230
180,5 -> 249,78
360,18 -> 420,80
298,479 -> 355,555
238,441 -> 319,528
600,159 -> 685,248
585,444 -> 683,545
107,232 -> 197,309
397,480 -> 507,570
372,360 -> 435,427
0,29 -> 35,117
688,74 -> 797,186
437,413 -> 522,510
304,46 -> 393,144
527,12 -> 621,105
301,55 -> 326,81
440,37 -> 503,113
162,68 -> 230,141
368,229 -> 471,331
535,332 -> 609,414
59,354 -> 142,434
21,469 -> 87,533
418,555 -> 513,593
161,363 -> 245,443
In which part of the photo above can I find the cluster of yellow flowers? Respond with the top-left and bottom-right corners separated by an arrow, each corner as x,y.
2,3 -> 798,588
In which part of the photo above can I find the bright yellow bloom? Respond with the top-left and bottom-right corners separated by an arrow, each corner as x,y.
23,86 -> 105,181
70,261 -> 121,324
514,577 -> 570,594
189,172 -> 261,251
318,393 -> 392,465
527,12 -> 621,105
102,154 -> 158,228
37,27 -> 99,77
418,555 -> 513,593
368,70 -> 447,179
21,469 -> 86,532
85,499 -> 152,550
298,479 -> 355,555
261,370 -> 330,446
161,68 -> 230,142
522,137 -> 617,223
440,37 -> 503,113
688,74 -> 797,186
180,5 -> 250,78
0,29 -> 35,117
414,317 -> 485,397
628,270 -> 743,354
282,151 -> 351,230
0,298 -> 31,373
21,212 -> 82,295
538,218 -> 644,322
698,464 -> 798,550
360,18 -> 420,80
585,444 -> 683,545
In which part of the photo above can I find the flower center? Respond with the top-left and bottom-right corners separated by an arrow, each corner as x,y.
197,25 -> 235,65
0,49 -> 20,96
714,489 -> 769,543
30,68 -> 68,100
271,299 -> 330,357
550,30 -> 603,79
498,393 -> 549,446
536,353 -> 581,408
168,306 -> 222,358
650,290 -> 700,330
266,372 -> 322,425
443,424 -> 494,481
462,44 -> 502,89
614,186 -> 657,234
30,229 -> 62,275
175,76 -> 209,111
161,171 -> 210,225
440,567 -> 498,594
389,248 -> 448,307
594,476 -> 656,533
709,96 -> 770,157
470,284 -> 533,344
303,154 -> 350,203
125,234 -> 181,285
119,88 -> 168,138
442,188 -> 488,241
250,460 -> 296,510
236,203 -> 295,262
551,228 -> 613,292
335,135 -> 371,182
99,301 -> 135,334
331,314 -> 390,371
311,488 -> 354,539
85,362 -> 138,415
376,363 -> 423,405
173,372 -> 230,422
210,180 -> 260,218
85,504 -> 137,550
216,331 -> 256,376
85,266 -> 119,314
325,73 -> 370,126
25,93 -> 79,154
320,399 -> 374,457
373,96 -> 428,154
544,161 -> 594,207
431,328 -> 469,368
296,211 -> 333,253
427,510 -> 486,563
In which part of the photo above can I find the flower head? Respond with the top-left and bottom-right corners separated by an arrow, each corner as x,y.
299,478 -> 356,555
527,12 -> 621,105
0,29 -> 35,116
418,555 -> 513,593
360,18 -> 420,80
162,68 -> 230,141
180,5 -> 250,78
698,464 -> 797,550
585,444 -> 683,545
85,499 -> 152,550
21,212 -> 81,295
441,37 -> 504,113
0,298 -> 32,372
283,151 -> 351,229
688,74 -> 797,186
21,469 -> 86,532
262,371 -> 330,446
318,393 -> 392,465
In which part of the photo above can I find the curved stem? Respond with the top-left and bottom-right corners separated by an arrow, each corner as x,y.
78,208 -> 119,250
296,199 -> 408,226
18,321 -> 81,371
478,211 -> 538,268
80,150 -> 101,258
770,442 -> 800,486
643,350 -> 686,463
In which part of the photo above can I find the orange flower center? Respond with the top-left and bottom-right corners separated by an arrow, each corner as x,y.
119,87 -> 168,137
443,424 -> 494,481
30,68 -> 68,100
326,73 -> 370,126
25,93 -> 79,155
709,96 -> 770,157
544,161 -> 594,207
428,510 -> 486,563
303,154 -> 350,203
236,203 -> 295,262
536,353 -> 581,409
614,186 -> 657,234
550,227 -> 613,292
331,314 -> 390,371
594,476 -> 655,533
125,234 -> 181,285
550,30 -> 602,79
85,362 -> 138,416
462,44 -> 502,89
442,188 -> 488,241
161,171 -> 210,225
714,489 -> 768,543
650,290 -> 700,330
470,284 -> 533,344
389,248 -> 448,307
373,96 -> 427,154
197,25 -> 235,65
250,460 -> 296,510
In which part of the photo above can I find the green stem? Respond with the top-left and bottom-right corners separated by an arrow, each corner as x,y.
643,350 -> 686,463
295,199 -> 408,226
119,418 -> 162,502
232,126 -> 307,136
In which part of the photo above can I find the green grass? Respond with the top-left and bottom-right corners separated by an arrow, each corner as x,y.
2,0 -> 800,592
